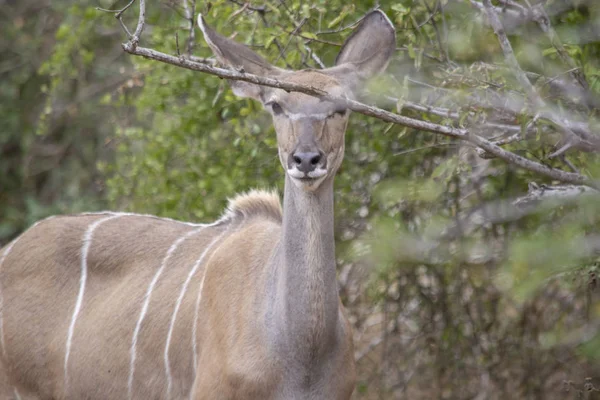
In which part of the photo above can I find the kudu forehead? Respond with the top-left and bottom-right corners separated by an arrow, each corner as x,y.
267,70 -> 349,118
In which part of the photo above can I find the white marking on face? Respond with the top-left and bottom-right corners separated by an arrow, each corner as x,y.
287,166 -> 327,179
286,167 -> 328,191
64,214 -> 121,390
128,226 -> 206,400
308,168 -> 327,179
287,112 -> 329,121
165,227 -> 230,400
263,96 -> 344,121
287,167 -> 307,179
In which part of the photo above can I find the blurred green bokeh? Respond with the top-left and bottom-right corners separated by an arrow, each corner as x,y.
1,0 -> 599,397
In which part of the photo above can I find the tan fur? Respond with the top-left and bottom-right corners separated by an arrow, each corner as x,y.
224,190 -> 282,222
0,10 -> 396,399
0,213 -> 280,399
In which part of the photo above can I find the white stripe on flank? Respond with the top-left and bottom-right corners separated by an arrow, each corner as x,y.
0,240 -> 17,359
190,225 -> 237,374
164,227 -> 229,400
76,211 -> 236,227
64,214 -> 121,390
191,264 -> 208,375
127,226 -> 207,400
13,388 -> 21,400
77,211 -> 207,227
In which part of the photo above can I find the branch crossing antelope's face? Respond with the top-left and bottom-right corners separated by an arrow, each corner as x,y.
198,10 -> 396,191
0,10 -> 396,400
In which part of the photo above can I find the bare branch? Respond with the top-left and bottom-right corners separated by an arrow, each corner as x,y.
188,55 -> 216,65
513,183 -> 599,207
97,0 -> 137,38
182,0 -> 196,56
107,1 -> 598,189
132,0 -> 145,47
120,43 -> 598,189
439,182 -> 600,241
496,0 -> 528,14
96,0 -> 136,18
421,0 -> 450,62
228,0 -> 269,15
529,4 -> 589,91
480,0 -> 600,154
481,0 -> 542,108
547,141 -> 575,159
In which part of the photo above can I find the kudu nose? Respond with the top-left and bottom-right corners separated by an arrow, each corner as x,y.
292,151 -> 322,174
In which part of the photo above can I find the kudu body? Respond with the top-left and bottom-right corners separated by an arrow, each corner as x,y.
0,10 -> 395,400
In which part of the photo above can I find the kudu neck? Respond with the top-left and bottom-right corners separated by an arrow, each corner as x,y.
269,175 -> 340,363
282,175 -> 336,243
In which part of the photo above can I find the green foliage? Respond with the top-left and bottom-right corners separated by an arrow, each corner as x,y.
0,1 -> 130,240
2,0 -> 600,397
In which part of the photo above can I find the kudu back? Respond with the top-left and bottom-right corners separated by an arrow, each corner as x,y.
0,10 -> 395,400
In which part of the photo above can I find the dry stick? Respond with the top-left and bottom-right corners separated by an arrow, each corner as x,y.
96,0 -> 136,37
421,0 -> 449,63
229,0 -> 269,14
496,0 -> 528,14
480,0 -> 598,153
274,17 -> 307,65
111,0 -> 598,189
130,0 -> 145,48
121,44 -> 597,189
526,4 -> 587,90
494,0 -> 592,102
182,0 -> 197,56
482,0 -> 542,107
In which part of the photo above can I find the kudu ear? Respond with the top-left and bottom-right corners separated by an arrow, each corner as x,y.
329,10 -> 396,90
197,14 -> 281,101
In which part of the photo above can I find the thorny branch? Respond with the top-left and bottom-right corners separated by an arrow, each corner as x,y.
100,0 -> 600,191
480,0 -> 598,155
182,0 -> 196,56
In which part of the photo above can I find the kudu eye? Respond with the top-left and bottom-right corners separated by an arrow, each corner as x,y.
267,101 -> 284,116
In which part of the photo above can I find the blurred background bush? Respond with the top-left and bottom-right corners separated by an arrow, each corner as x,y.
1,0 -> 599,397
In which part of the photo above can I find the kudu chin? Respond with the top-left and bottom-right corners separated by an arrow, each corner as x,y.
0,9 -> 395,400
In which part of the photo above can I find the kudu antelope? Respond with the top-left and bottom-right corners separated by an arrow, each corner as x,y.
0,10 -> 395,400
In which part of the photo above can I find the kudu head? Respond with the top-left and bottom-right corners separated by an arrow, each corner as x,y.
198,11 -> 396,191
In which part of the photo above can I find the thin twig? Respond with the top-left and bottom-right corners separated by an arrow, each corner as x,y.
132,0 -> 145,46
547,141 -> 574,159
119,44 -> 598,189
97,0 -> 137,38
274,17 -> 307,65
480,0 -> 599,153
316,12 -> 369,35
228,0 -> 269,14
394,143 -> 458,156
421,0 -> 449,62
96,0 -> 136,18
108,0 -> 598,189
481,0 -> 542,107
529,4 -> 589,90
182,0 -> 196,56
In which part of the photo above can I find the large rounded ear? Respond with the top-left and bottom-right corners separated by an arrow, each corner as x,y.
197,14 -> 282,101
326,10 -> 396,91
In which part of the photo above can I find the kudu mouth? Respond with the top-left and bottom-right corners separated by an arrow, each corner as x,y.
286,146 -> 328,188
